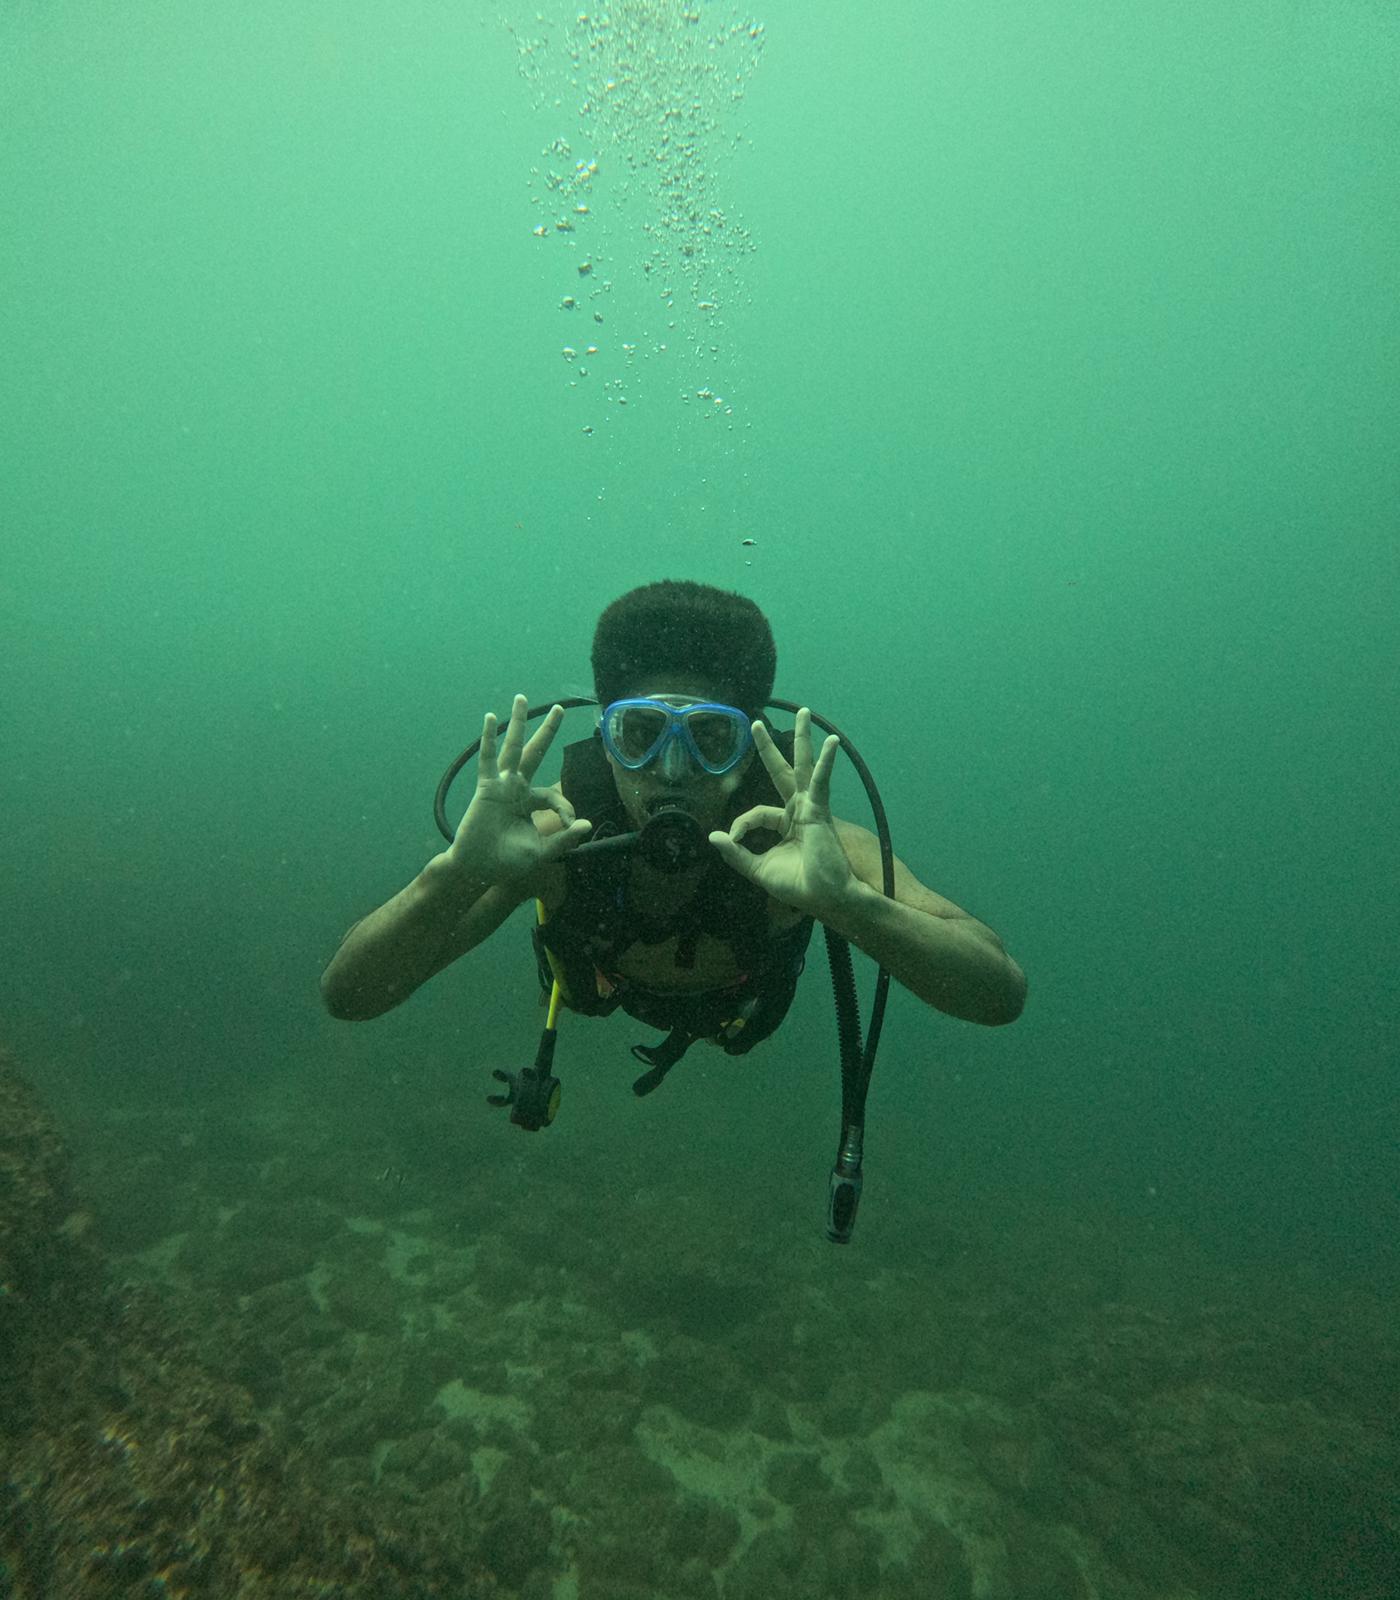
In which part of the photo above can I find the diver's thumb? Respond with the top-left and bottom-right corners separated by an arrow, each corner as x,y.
550,819 -> 593,857
708,831 -> 757,881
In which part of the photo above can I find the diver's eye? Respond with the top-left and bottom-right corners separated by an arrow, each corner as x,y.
688,712 -> 740,764
612,706 -> 668,760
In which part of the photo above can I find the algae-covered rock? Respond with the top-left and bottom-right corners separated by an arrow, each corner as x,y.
204,1227 -> 320,1292
750,1389 -> 794,1440
1001,1512 -> 1092,1600
817,1369 -> 886,1435
666,1494 -> 741,1569
883,1518 -> 975,1600
836,1442 -> 883,1500
0,1050 -> 494,1599
239,1195 -> 345,1251
667,1555 -> 721,1599
476,1452 -> 556,1590
764,1448 -> 829,1505
90,1150 -> 200,1251
555,1375 -> 647,1450
0,1052 -> 78,1295
322,1257 -> 405,1334
652,1333 -> 753,1428
1131,1381 -> 1400,1594
724,1528 -> 823,1600
381,1428 -> 471,1491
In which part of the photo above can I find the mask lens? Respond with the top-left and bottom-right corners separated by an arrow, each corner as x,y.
610,704 -> 669,764
687,710 -> 743,768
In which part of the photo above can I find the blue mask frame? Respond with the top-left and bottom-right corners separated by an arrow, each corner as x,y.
600,697 -> 754,776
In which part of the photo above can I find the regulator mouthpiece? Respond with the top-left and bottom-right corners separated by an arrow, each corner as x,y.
637,806 -> 705,874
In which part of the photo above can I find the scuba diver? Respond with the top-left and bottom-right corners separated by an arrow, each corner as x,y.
320,580 -> 1026,1240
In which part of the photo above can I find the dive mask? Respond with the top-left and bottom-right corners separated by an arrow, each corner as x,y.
600,696 -> 754,777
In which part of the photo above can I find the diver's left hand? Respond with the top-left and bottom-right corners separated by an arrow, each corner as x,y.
708,708 -> 860,918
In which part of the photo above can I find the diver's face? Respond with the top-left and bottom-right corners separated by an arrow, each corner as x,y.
604,678 -> 756,836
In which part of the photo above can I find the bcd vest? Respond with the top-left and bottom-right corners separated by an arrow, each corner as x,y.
532,727 -> 814,1055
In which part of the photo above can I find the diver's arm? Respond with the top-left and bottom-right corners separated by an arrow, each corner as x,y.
322,702 -> 586,1022
320,855 -> 531,1022
817,882 -> 1026,1025
820,820 -> 1026,1025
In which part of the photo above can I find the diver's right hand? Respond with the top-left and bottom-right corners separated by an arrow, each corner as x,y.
441,694 -> 592,888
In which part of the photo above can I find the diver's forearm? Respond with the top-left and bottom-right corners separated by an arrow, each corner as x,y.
320,856 -> 493,1021
817,882 -> 1026,1025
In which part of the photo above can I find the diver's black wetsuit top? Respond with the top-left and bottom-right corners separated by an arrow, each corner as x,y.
531,727 -> 814,1056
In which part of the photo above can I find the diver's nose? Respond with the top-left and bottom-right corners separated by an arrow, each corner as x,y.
658,735 -> 696,782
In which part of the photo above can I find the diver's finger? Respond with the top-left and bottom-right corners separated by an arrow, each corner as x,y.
708,829 -> 762,882
728,803 -> 786,845
808,734 -> 840,811
531,789 -> 578,826
791,708 -> 814,792
542,818 -> 593,859
497,693 -> 528,774
519,703 -> 565,782
477,710 -> 500,783
752,720 -> 795,801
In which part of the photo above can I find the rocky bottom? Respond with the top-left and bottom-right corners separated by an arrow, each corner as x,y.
4,1050 -> 1398,1600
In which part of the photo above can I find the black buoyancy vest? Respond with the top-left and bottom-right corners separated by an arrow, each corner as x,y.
532,726 -> 814,1041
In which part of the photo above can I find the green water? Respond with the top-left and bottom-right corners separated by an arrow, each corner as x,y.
2,2 -> 1397,1595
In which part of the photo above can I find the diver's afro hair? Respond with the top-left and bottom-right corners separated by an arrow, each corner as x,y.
591,580 -> 777,719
